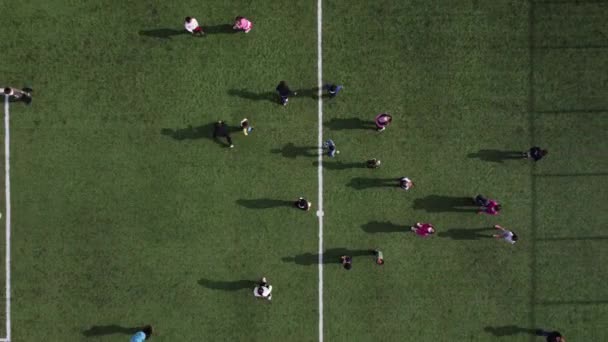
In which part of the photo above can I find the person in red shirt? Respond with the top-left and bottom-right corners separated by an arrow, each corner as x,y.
410,222 -> 435,237
478,199 -> 501,215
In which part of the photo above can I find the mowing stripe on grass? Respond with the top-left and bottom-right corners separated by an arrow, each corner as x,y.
3,95 -> 11,342
316,0 -> 324,341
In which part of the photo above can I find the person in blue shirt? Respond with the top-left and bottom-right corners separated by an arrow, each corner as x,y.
323,139 -> 339,157
130,325 -> 153,342
324,83 -> 343,98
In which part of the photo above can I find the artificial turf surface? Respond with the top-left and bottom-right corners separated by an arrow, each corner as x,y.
0,0 -> 606,341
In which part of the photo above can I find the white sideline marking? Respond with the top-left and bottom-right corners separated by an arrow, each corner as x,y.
316,1 -> 324,342
3,95 -> 11,342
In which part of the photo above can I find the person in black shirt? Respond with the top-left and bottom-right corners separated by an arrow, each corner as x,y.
537,330 -> 565,342
276,81 -> 295,106
340,255 -> 352,270
295,197 -> 311,211
213,120 -> 234,148
4,87 -> 32,104
523,147 -> 548,161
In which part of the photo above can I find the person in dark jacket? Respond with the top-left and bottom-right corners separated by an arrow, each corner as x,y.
3,87 -> 32,104
536,330 -> 565,342
213,120 -> 233,148
276,81 -> 295,106
523,147 -> 548,161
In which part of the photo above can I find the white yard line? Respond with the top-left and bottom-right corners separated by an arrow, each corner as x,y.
3,95 -> 11,342
316,1 -> 324,342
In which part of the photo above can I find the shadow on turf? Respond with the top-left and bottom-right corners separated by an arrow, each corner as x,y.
325,118 -> 375,131
361,221 -> 402,233
282,248 -> 372,265
467,149 -> 523,163
483,326 -> 538,337
313,161 -> 367,170
412,195 -> 478,213
198,279 -> 254,291
138,28 -> 187,39
82,325 -> 139,337
228,87 -> 320,103
438,227 -> 495,240
161,122 -> 239,147
203,24 -> 237,34
236,199 -> 293,209
347,177 -> 399,190
271,143 -> 318,158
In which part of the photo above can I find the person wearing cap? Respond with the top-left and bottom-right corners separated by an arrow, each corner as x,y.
295,197 -> 312,211
184,16 -> 204,36
253,277 -> 272,301
493,225 -> 518,244
340,255 -> 352,270
130,325 -> 153,342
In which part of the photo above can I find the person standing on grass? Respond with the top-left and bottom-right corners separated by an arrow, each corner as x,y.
367,159 -> 381,168
4,87 -> 32,104
373,249 -> 384,265
276,81 -> 294,106
399,177 -> 413,191
324,83 -> 343,98
340,255 -> 352,270
253,277 -> 272,301
184,17 -> 204,36
130,325 -> 153,342
294,197 -> 312,211
537,330 -> 565,342
375,113 -> 392,131
213,120 -> 234,148
478,198 -> 501,215
493,225 -> 518,244
323,139 -> 339,157
233,16 -> 253,33
524,146 -> 548,162
240,118 -> 253,136
411,222 -> 435,237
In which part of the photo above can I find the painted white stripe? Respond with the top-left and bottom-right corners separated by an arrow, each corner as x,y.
316,1 -> 324,342
3,95 -> 11,342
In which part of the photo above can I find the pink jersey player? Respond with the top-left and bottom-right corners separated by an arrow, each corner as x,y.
233,16 -> 253,33
375,113 -> 392,131
479,200 -> 501,215
410,222 -> 435,237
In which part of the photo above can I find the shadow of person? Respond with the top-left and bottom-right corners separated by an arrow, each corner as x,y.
313,161 -> 366,170
412,195 -> 477,213
292,87 -> 321,99
271,143 -> 318,158
198,279 -> 254,291
138,28 -> 187,39
361,221 -> 402,233
82,325 -> 139,337
228,89 -> 276,103
325,118 -> 375,131
438,227 -> 495,240
236,199 -> 293,209
202,24 -> 237,34
467,149 -> 523,163
484,326 -> 538,337
347,177 -> 397,190
282,248 -> 372,266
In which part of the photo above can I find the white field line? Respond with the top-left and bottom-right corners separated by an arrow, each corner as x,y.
3,95 -> 11,342
316,1 -> 324,342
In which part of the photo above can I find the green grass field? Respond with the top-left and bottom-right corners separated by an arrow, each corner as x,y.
1,0 -> 607,341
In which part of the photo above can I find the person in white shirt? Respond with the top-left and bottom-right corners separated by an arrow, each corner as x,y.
184,17 -> 204,36
4,87 -> 32,104
399,177 -> 413,191
493,225 -> 518,244
253,277 -> 272,301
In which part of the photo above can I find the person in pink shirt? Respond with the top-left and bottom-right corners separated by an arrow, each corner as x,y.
375,113 -> 392,131
233,16 -> 253,33
410,222 -> 435,237
478,199 -> 501,215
